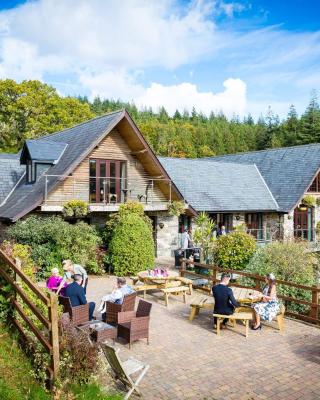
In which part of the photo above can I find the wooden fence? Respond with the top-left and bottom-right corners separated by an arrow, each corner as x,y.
0,249 -> 60,382
181,259 -> 320,325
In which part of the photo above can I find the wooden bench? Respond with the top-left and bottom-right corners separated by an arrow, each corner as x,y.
235,304 -> 285,333
189,296 -> 214,321
213,312 -> 253,338
161,286 -> 190,307
133,284 -> 159,299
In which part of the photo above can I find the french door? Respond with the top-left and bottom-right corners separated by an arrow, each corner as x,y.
294,207 -> 313,241
89,159 -> 127,203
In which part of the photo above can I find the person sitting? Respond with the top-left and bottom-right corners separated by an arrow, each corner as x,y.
252,273 -> 280,330
57,259 -> 88,295
212,273 -> 239,327
98,277 -> 134,314
64,274 -> 95,320
46,268 -> 66,294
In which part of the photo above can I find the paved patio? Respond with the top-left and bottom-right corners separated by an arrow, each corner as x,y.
87,275 -> 320,400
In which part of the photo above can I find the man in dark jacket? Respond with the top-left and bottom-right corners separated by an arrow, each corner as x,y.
212,273 -> 239,326
65,274 -> 95,320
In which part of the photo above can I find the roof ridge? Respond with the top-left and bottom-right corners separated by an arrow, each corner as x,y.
206,142 -> 320,159
38,109 -> 125,140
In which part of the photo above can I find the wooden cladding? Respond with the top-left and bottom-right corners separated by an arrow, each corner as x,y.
46,129 -> 169,205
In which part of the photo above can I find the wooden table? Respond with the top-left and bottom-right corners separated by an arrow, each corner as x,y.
189,286 -> 262,321
135,271 -> 193,306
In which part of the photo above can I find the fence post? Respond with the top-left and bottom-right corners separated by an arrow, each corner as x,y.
211,265 -> 217,286
310,285 -> 320,320
48,293 -> 60,380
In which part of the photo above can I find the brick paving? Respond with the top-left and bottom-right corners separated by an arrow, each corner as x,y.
87,275 -> 320,400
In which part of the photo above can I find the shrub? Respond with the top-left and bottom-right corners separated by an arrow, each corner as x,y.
168,201 -> 185,217
245,241 -> 318,314
7,216 -> 103,278
109,212 -> 155,275
63,199 -> 89,218
213,231 -> 256,270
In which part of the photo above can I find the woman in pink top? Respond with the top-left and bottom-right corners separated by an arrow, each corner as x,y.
46,268 -> 67,295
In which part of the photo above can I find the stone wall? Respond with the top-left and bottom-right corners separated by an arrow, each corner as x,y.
282,211 -> 294,240
0,221 -> 9,242
154,213 -> 179,258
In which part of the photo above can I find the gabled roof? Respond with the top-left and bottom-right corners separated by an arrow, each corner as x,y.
0,154 -> 25,206
0,111 -> 125,221
159,157 -> 278,212
20,139 -> 68,164
0,110 -> 187,221
205,143 -> 320,212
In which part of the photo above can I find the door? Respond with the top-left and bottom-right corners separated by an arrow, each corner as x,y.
245,213 -> 263,239
89,159 -> 127,203
294,207 -> 313,241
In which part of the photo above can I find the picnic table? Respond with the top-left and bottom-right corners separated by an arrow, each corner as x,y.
134,270 -> 193,306
189,286 -> 262,321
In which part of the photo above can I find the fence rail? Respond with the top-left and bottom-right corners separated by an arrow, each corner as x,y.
0,249 -> 59,382
180,258 -> 320,324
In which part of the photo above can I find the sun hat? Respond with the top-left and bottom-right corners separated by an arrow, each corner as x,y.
267,273 -> 276,280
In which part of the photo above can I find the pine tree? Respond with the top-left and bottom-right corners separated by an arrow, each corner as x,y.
298,91 -> 320,144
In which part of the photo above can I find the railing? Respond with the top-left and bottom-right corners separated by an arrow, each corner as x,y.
0,249 -> 59,383
180,258 -> 320,325
43,175 -> 174,206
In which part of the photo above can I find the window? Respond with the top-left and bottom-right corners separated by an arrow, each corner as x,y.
308,173 -> 320,192
89,159 -> 127,203
26,160 -> 36,183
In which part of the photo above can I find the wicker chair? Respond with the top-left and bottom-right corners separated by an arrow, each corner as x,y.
117,299 -> 152,348
58,295 -> 90,325
104,292 -> 137,324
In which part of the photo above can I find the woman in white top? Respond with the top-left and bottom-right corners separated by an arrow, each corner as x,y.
252,273 -> 280,330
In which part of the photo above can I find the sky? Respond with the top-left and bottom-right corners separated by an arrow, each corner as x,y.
0,0 -> 319,119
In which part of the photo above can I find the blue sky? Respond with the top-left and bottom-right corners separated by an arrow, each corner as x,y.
0,0 -> 319,119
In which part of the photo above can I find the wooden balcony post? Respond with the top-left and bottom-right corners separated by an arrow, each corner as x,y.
181,258 -> 186,277
310,285 -> 320,319
48,292 -> 60,380
211,265 -> 217,286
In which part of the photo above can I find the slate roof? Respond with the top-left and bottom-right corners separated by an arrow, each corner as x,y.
0,154 -> 25,205
159,157 -> 279,212
21,139 -> 68,164
205,143 -> 320,212
0,110 -> 125,221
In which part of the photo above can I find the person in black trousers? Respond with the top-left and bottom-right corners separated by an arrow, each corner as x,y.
65,274 -> 95,320
212,273 -> 239,326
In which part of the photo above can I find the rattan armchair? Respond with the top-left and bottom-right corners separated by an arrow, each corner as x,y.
58,295 -> 90,325
103,292 -> 137,324
117,299 -> 152,348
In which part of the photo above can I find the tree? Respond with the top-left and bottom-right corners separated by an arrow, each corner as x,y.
0,79 -> 94,152
298,91 -> 320,144
282,105 -> 299,146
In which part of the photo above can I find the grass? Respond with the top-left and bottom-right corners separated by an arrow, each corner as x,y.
0,324 -> 122,400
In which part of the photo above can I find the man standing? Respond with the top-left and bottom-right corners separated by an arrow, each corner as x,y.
212,273 -> 239,326
65,274 -> 95,320
57,260 -> 88,294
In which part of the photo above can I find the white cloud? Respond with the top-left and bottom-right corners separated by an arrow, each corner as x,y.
136,78 -> 247,117
0,0 -> 319,118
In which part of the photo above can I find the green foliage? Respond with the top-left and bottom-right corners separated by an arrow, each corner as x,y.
109,211 -> 155,276
0,79 -> 94,152
69,383 -> 123,400
7,216 -> 103,277
63,200 -> 89,218
213,231 -> 256,270
192,212 -> 216,262
245,241 -> 317,313
168,201 -> 185,217
301,195 -> 316,207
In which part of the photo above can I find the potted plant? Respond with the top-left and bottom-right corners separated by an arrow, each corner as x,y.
168,201 -> 185,217
299,195 -> 316,209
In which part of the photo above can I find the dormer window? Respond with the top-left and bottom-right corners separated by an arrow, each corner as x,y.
26,160 -> 36,184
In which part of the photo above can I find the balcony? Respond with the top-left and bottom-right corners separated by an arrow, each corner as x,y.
41,175 -> 180,213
